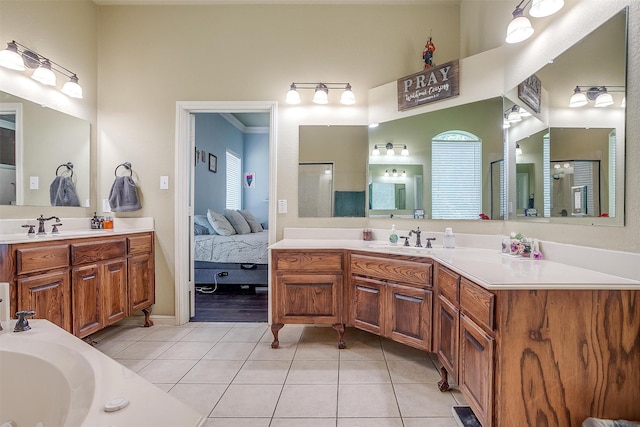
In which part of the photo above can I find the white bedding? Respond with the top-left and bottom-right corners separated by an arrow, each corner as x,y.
194,231 -> 268,264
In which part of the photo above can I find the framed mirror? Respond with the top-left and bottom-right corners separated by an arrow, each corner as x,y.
506,9 -> 626,225
0,91 -> 90,207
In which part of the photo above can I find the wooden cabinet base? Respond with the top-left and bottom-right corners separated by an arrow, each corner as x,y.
142,307 -> 154,327
270,322 -> 346,349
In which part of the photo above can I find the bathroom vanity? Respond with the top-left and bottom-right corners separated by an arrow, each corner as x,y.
0,230 -> 155,338
269,234 -> 640,426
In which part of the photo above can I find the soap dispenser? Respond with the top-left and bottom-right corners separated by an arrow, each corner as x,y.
443,227 -> 455,248
389,224 -> 399,246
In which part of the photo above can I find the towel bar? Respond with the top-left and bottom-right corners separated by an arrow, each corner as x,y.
114,162 -> 133,177
55,162 -> 74,177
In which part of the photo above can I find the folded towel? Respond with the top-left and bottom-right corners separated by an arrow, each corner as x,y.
49,176 -> 80,206
108,176 -> 141,212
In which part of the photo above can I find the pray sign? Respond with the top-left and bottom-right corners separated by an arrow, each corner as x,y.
397,59 -> 459,111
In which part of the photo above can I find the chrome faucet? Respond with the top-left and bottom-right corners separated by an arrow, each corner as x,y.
14,310 -> 35,332
36,215 -> 60,235
409,227 -> 422,247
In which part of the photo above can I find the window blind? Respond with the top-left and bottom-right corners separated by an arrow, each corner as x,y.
432,135 -> 481,219
226,150 -> 241,210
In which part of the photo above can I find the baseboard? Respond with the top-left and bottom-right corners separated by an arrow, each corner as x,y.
452,406 -> 482,427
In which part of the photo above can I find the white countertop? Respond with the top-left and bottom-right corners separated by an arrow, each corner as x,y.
0,217 -> 154,244
270,238 -> 640,290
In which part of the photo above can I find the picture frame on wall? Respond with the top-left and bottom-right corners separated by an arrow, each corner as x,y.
209,154 -> 217,173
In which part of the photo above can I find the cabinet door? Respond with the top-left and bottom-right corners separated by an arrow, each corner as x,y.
128,253 -> 155,314
103,258 -> 128,326
349,276 -> 385,335
72,264 -> 103,338
459,313 -> 494,427
436,295 -> 459,383
18,270 -> 72,333
274,273 -> 342,324
386,283 -> 432,351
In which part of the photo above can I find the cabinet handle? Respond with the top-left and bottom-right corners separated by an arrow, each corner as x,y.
356,286 -> 379,294
395,294 -> 422,304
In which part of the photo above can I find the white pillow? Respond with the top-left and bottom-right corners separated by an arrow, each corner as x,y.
207,209 -> 236,236
238,210 -> 264,233
224,209 -> 251,235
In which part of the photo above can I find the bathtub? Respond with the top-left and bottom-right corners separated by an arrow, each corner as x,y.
0,320 -> 206,427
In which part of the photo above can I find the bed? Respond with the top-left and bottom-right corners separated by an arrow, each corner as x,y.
194,230 -> 269,287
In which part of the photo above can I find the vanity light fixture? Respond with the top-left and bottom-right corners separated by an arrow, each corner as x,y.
515,143 -> 523,156
506,105 -> 522,123
392,169 -> 398,177
569,85 -> 624,108
0,40 -> 83,98
401,170 -> 407,178
505,0 -> 564,44
285,82 -> 355,105
384,170 -> 389,177
371,142 -> 409,157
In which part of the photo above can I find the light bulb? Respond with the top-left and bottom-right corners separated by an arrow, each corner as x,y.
61,75 -> 83,98
285,83 -> 301,104
340,84 -> 355,105
372,145 -> 380,156
505,8 -> 534,44
569,86 -> 588,107
529,0 -> 564,17
594,89 -> 613,108
401,145 -> 409,156
515,144 -> 523,156
31,59 -> 56,86
312,84 -> 328,104
0,41 -> 25,71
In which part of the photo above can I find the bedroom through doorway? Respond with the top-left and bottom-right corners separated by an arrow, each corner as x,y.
190,111 -> 271,323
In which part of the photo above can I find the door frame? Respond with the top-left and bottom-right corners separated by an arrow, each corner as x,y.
174,101 -> 278,325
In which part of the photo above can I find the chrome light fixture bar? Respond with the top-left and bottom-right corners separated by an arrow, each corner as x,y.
505,0 -> 564,44
285,82 -> 355,105
569,85 -> 625,108
371,142 -> 409,157
0,40 -> 83,99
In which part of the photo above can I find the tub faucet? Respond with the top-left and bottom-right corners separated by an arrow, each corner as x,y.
36,215 -> 60,235
14,310 -> 35,332
409,227 -> 422,247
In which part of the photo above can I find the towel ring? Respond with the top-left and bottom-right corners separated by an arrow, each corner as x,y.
114,162 -> 133,177
56,162 -> 74,178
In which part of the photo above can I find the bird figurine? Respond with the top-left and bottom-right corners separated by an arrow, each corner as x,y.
422,36 -> 436,69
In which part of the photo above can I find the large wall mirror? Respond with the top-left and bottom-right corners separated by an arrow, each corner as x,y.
505,8 -> 626,225
0,91 -> 90,207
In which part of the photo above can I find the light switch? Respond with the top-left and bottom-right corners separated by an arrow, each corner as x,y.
278,199 -> 287,214
160,175 -> 169,190
29,176 -> 39,190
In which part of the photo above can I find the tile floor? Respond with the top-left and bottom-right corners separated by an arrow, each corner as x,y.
92,322 -> 466,427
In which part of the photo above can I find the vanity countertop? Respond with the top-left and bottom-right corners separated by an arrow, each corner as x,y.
0,217 -> 154,244
270,238 -> 640,290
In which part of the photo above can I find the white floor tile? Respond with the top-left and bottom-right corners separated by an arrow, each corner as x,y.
113,340 -> 174,359
140,325 -> 193,341
168,383 -> 228,417
203,342 -> 257,360
204,418 -> 271,427
137,358 -> 198,383
338,384 -> 400,418
394,383 -> 458,417
402,417 -> 458,427
182,327 -> 232,342
274,384 -> 338,418
249,341 -> 297,361
271,418 -> 336,427
337,418 -> 403,427
387,359 -> 441,384
180,360 -> 244,384
157,341 -> 216,359
232,360 -> 291,385
210,384 -> 282,417
339,360 -> 391,384
285,360 -> 339,385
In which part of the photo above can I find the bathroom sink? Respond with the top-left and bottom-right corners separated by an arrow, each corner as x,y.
367,243 -> 441,252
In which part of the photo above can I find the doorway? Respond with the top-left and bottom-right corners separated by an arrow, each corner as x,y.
174,101 -> 278,326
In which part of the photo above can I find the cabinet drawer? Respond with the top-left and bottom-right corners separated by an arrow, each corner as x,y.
128,234 -> 152,255
273,251 -> 343,271
71,239 -> 127,265
437,265 -> 460,303
17,245 -> 69,274
350,254 -> 432,288
460,278 -> 495,331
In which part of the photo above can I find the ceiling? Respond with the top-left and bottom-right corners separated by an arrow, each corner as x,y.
231,113 -> 270,128
93,0 -> 465,4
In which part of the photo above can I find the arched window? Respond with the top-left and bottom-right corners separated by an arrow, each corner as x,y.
431,130 -> 482,219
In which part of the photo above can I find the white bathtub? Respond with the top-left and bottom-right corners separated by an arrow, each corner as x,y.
0,320 -> 206,427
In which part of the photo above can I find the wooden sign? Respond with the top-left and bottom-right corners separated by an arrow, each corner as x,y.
397,59 -> 460,111
518,74 -> 541,113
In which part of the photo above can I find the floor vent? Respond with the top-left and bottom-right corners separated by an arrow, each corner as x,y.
452,406 -> 482,427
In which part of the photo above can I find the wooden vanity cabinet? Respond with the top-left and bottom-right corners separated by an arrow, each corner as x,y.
2,231 -> 155,338
270,249 -> 345,348
435,263 -> 495,427
349,252 -> 433,351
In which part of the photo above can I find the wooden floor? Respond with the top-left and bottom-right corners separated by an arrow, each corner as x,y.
190,286 -> 268,323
